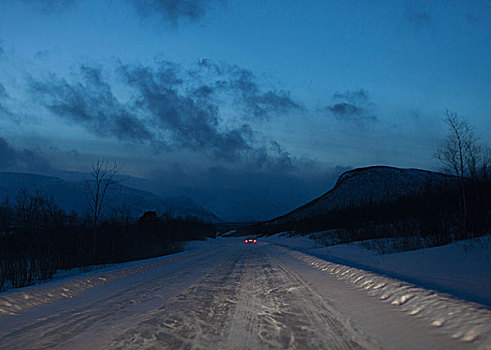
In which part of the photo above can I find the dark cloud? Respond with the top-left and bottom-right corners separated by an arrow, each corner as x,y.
0,137 -> 51,171
18,0 -> 220,23
227,66 -> 303,119
30,59 -> 302,163
333,89 -> 368,103
322,89 -> 377,124
29,65 -> 154,144
118,62 -> 253,160
126,0 -> 221,23
198,60 -> 304,119
245,141 -> 294,173
0,82 -> 14,118
0,83 -> 7,99
328,103 -> 363,118
120,59 -> 302,157
402,0 -> 491,29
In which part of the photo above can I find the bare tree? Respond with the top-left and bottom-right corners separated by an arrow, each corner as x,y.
435,111 -> 470,179
85,160 -> 122,246
434,110 -> 489,223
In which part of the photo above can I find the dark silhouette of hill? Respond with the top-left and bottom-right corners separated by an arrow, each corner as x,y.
0,172 -> 219,222
267,166 -> 455,225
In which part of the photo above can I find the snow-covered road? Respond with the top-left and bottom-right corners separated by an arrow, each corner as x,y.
1,238 -> 490,349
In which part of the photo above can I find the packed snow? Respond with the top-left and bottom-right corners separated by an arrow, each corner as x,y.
263,233 -> 491,305
0,241 -> 217,316
270,245 -> 490,347
0,236 -> 490,349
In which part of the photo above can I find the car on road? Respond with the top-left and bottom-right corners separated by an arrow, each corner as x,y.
244,237 -> 257,244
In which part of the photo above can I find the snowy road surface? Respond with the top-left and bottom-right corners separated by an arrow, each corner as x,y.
1,238 -> 490,349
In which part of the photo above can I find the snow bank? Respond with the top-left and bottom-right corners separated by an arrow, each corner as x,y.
263,233 -> 491,306
0,239 -> 214,316
270,244 -> 491,348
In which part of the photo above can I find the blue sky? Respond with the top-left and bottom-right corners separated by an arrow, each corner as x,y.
0,0 -> 490,220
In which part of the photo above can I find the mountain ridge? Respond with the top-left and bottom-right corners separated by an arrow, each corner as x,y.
266,166 -> 455,225
0,172 -> 219,222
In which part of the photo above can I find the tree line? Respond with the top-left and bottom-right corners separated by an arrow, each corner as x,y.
251,178 -> 489,247
0,189 -> 216,292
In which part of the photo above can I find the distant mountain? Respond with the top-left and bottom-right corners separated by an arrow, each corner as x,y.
268,166 -> 455,224
0,172 -> 219,222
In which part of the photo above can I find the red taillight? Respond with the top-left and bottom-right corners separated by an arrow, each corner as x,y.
244,239 -> 248,243
253,239 -> 257,243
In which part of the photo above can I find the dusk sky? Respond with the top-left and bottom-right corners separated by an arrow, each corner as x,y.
0,0 -> 490,220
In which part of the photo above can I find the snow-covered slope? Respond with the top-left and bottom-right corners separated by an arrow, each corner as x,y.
264,233 -> 491,306
0,172 -> 219,222
269,166 -> 454,224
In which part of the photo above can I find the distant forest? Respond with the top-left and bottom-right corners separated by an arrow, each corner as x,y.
247,178 -> 490,251
0,190 -> 216,292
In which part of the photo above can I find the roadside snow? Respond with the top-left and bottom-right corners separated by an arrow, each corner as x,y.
1,237 -> 489,349
274,246 -> 491,348
0,239 -> 215,316
263,234 -> 491,306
